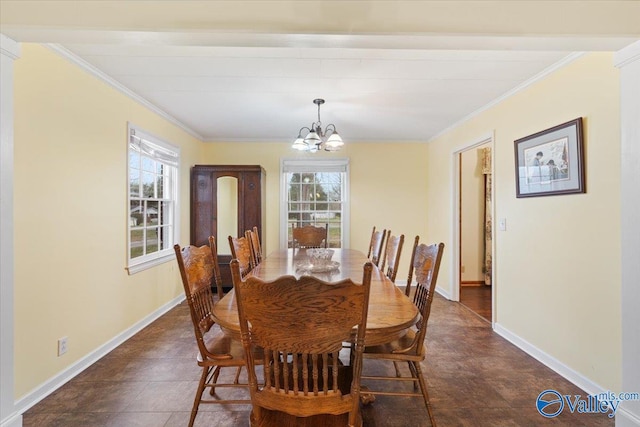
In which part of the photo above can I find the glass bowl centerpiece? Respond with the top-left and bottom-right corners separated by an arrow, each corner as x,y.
306,248 -> 335,268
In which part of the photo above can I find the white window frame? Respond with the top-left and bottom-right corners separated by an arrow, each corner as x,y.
126,123 -> 180,274
280,158 -> 350,249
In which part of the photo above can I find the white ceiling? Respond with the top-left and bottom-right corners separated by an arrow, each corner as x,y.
59,44 -> 571,142
2,1 -> 638,143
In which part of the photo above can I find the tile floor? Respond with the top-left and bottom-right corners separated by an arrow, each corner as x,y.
23,295 -> 614,426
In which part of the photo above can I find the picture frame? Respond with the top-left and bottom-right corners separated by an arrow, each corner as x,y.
514,118 -> 585,198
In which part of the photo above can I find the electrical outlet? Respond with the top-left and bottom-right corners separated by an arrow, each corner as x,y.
58,337 -> 68,356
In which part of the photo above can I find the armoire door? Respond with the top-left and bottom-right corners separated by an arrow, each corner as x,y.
190,165 -> 265,287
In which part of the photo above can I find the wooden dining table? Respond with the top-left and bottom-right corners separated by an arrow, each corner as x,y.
212,248 -> 419,346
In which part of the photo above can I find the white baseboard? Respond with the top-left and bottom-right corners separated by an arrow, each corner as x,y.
616,405 -> 640,427
493,323 -> 605,396
435,285 -> 451,300
13,294 -> 185,416
0,412 -> 22,427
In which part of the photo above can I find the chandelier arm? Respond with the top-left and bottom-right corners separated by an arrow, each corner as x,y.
324,123 -> 337,135
298,126 -> 311,136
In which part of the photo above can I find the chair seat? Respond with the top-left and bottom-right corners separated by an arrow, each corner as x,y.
363,329 -> 424,362
198,329 -> 262,366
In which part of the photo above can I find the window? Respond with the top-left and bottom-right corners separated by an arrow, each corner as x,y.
127,123 -> 179,274
281,159 -> 349,249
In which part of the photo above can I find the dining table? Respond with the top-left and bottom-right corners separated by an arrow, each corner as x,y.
212,248 -> 419,346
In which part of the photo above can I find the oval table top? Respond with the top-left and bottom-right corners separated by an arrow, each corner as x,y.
212,248 -> 419,346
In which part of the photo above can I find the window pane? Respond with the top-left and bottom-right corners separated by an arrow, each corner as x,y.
146,228 -> 159,254
158,225 -> 170,250
130,229 -> 144,258
129,151 -> 140,170
289,202 -> 300,211
160,201 -> 171,226
288,212 -> 301,222
142,156 -> 155,172
142,172 -> 155,198
130,200 -> 143,227
129,170 -> 140,197
315,202 -> 328,212
146,201 -> 159,226
300,184 -> 314,201
157,174 -> 164,199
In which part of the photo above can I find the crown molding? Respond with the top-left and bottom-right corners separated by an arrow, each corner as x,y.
0,34 -> 20,59
614,39 -> 640,68
427,52 -> 584,143
45,44 -> 203,141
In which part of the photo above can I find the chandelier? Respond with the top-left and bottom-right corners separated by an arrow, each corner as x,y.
292,99 -> 344,152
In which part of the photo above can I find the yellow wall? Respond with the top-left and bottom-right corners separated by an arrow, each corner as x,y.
426,53 -> 621,389
13,44 -> 202,398
199,142 -> 429,282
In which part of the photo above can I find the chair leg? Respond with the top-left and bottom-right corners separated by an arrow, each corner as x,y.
191,366 -> 211,427
209,366 -> 221,396
233,366 -> 242,384
412,361 -> 436,427
392,361 -> 401,377
407,361 -> 419,391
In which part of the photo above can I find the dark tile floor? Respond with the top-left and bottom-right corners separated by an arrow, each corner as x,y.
460,285 -> 492,322
23,295 -> 613,426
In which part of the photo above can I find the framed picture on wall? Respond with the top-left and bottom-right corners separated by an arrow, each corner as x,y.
514,117 -> 585,198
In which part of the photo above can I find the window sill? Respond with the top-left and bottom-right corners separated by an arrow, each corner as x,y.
126,253 -> 175,275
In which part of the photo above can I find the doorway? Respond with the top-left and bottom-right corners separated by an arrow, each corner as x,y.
453,136 -> 494,323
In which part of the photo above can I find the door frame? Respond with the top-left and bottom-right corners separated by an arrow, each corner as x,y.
450,132 -> 496,324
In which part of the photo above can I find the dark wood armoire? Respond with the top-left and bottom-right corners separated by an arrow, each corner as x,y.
190,165 -> 265,287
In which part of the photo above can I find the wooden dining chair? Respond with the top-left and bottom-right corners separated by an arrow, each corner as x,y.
292,223 -> 328,249
228,234 -> 254,277
247,226 -> 263,266
207,236 -> 225,300
230,259 -> 373,427
367,226 -> 388,267
360,239 -> 444,427
380,233 -> 405,283
174,240 -> 261,427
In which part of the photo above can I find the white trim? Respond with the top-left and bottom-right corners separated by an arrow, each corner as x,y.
125,252 -> 175,275
494,323 -> 606,397
616,407 -> 640,427
615,39 -> 640,427
450,132 -> 494,311
614,40 -> 640,68
13,294 -> 185,415
428,53 -> 585,143
4,28 -> 635,52
0,413 -> 21,427
0,34 -> 20,60
435,286 -> 452,301
44,44 -> 203,140
0,33 -> 20,427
